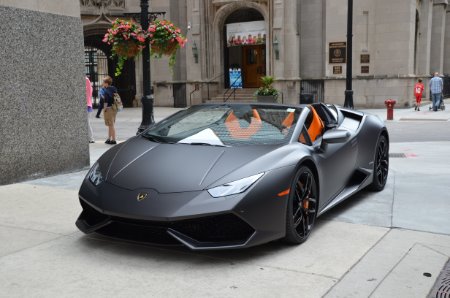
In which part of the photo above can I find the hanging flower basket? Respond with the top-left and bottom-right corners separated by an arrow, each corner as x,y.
115,41 -> 142,58
151,40 -> 178,57
103,18 -> 187,76
148,19 -> 187,69
103,18 -> 146,76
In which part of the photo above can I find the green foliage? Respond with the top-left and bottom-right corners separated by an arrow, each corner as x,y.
103,18 -> 187,76
255,76 -> 278,96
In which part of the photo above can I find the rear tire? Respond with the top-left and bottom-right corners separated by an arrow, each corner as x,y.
284,166 -> 318,244
368,134 -> 389,191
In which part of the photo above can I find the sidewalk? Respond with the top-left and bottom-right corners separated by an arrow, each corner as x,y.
1,104 -> 450,297
360,98 -> 450,122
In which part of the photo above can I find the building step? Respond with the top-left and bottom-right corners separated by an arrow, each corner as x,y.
210,88 -> 258,102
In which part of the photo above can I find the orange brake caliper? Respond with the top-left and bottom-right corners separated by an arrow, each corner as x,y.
303,199 -> 309,210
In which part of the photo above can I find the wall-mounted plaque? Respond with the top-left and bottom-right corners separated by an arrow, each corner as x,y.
333,66 -> 343,74
361,54 -> 370,64
329,42 -> 346,64
361,65 -> 370,73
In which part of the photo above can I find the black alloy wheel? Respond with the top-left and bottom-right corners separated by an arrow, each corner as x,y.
284,166 -> 318,244
369,134 -> 389,191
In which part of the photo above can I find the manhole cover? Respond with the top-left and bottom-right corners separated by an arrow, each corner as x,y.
428,259 -> 450,298
389,153 -> 406,158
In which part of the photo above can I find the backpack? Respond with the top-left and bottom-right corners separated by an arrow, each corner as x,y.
112,92 -> 123,111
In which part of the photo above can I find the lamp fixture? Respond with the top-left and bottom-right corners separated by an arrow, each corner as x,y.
192,41 -> 199,63
273,37 -> 279,60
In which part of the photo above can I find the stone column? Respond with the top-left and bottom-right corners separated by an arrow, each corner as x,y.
430,0 -> 448,74
443,5 -> 450,74
282,0 -> 300,103
272,0 -> 284,79
300,0 -> 325,79
417,0 -> 433,76
0,0 -> 89,185
283,0 -> 299,79
272,0 -> 301,104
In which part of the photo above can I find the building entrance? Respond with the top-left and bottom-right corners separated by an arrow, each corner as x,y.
224,8 -> 266,89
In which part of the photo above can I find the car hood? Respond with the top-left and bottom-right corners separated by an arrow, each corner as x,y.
104,137 -> 279,193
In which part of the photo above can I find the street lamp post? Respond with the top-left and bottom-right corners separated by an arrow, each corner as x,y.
137,0 -> 154,134
344,0 -> 354,109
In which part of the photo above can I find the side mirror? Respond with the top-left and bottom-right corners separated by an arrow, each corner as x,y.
319,129 -> 350,151
322,129 -> 350,144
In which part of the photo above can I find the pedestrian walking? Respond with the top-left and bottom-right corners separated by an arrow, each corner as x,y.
429,72 -> 443,111
414,78 -> 424,111
101,76 -> 118,144
85,76 -> 95,143
96,83 -> 105,118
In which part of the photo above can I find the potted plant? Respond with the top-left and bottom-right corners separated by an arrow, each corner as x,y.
255,76 -> 278,102
102,18 -> 147,76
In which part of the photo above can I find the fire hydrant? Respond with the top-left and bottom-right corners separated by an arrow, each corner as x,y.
384,99 -> 396,120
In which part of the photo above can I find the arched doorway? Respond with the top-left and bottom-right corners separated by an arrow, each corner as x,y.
223,8 -> 266,88
83,28 -> 136,107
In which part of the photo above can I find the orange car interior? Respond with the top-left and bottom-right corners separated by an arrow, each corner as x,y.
225,109 -> 262,139
307,106 -> 325,142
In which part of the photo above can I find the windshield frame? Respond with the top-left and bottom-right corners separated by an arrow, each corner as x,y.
142,104 -> 304,147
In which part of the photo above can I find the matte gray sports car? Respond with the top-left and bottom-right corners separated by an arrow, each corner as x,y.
76,103 -> 389,250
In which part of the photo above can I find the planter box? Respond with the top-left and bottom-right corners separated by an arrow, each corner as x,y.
256,95 -> 278,103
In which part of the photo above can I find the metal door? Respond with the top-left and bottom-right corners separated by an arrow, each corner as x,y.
84,47 -> 109,107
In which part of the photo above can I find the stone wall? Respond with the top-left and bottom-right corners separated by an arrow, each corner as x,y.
0,2 -> 89,185
324,77 -> 425,108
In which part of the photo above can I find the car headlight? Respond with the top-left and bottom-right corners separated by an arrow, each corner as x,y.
88,162 -> 104,186
207,173 -> 264,198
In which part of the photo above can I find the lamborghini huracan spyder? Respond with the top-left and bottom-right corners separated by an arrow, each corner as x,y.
76,103 -> 389,250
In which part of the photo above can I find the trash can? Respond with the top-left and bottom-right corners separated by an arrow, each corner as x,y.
173,83 -> 187,108
300,93 -> 314,104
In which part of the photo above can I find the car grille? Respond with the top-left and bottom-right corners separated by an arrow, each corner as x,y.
78,199 -> 255,248
97,221 -> 180,245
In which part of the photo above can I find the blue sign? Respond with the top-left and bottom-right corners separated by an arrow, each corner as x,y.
229,68 -> 243,89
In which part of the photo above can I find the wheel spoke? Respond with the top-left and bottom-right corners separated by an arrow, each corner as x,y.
301,211 -> 308,235
294,211 -> 303,228
296,182 -> 304,200
293,206 -> 302,221
305,210 -> 310,229
304,174 -> 312,197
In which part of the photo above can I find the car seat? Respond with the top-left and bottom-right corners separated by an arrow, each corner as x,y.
307,106 -> 325,142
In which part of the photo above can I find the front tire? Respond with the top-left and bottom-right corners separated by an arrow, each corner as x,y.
284,166 -> 318,244
369,134 -> 389,191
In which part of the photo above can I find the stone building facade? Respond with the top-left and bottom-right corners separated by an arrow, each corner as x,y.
80,0 -> 450,108
0,0 -> 88,185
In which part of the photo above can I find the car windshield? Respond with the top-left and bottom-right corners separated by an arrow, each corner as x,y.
142,104 -> 302,146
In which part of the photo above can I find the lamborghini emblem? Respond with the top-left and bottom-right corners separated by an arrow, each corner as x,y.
137,192 -> 148,202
